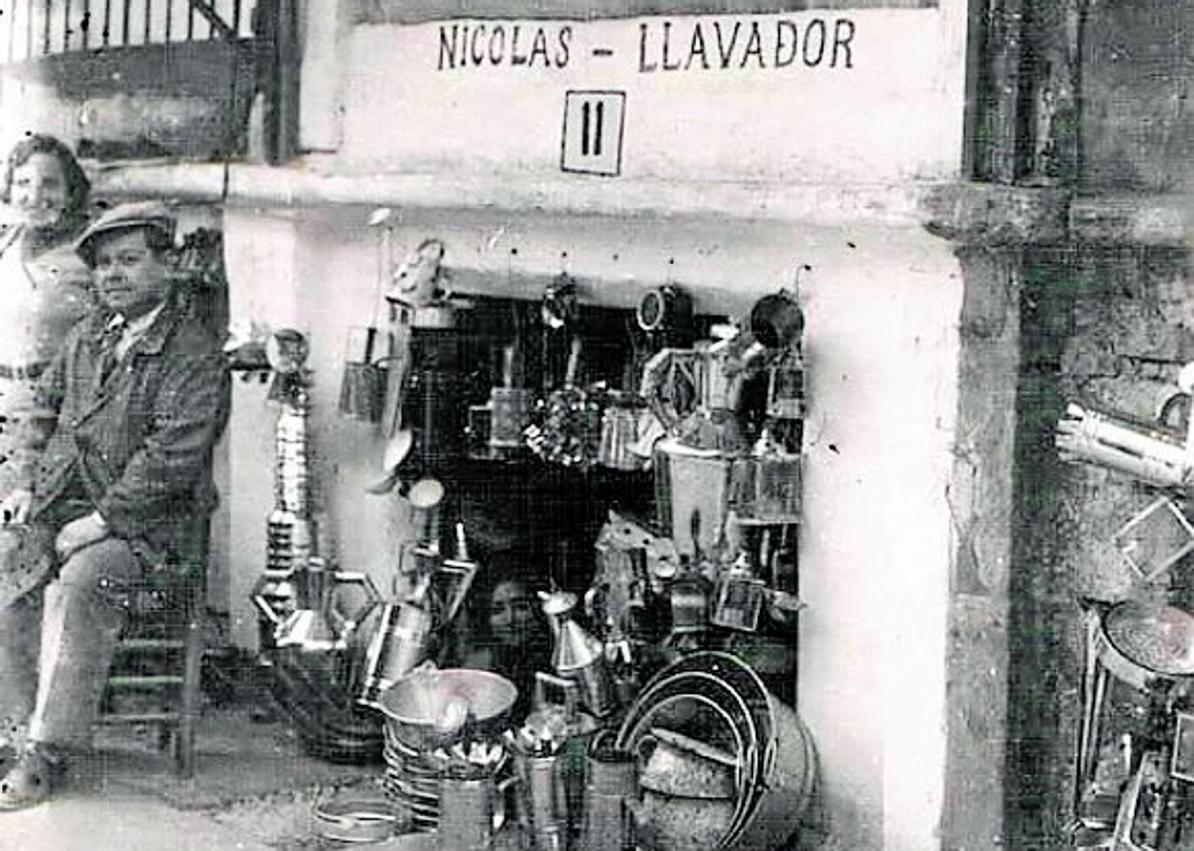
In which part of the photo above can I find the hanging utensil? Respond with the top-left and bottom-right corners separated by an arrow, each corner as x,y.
339,210 -> 398,424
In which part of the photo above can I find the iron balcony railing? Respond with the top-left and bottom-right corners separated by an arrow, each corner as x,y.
0,0 -> 255,63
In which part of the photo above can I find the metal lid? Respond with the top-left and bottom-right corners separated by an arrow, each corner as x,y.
1104,600 -> 1194,677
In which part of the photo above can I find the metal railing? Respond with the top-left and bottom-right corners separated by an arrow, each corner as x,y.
0,0 -> 255,63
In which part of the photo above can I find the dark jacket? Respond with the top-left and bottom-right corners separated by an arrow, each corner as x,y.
25,295 -> 230,579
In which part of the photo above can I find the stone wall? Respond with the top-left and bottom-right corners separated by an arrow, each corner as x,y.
1008,245 -> 1192,848
1080,0 -> 1194,192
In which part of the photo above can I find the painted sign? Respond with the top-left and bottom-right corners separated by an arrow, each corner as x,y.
561,90 -> 626,175
340,6 -> 965,185
435,16 -> 858,72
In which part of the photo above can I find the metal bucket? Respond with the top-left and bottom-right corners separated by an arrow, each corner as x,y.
653,440 -> 734,558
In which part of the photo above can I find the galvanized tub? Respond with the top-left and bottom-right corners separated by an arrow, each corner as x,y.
616,652 -> 817,851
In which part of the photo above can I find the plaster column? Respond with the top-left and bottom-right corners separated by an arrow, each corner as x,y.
940,247 -> 1020,851
222,207 -> 305,652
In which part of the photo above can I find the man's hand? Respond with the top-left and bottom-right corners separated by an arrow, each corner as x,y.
0,489 -> 32,526
54,512 -> 109,561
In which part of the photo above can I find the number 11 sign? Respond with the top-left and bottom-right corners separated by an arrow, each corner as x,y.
561,90 -> 626,176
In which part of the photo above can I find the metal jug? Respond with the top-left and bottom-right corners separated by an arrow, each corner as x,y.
540,591 -> 616,717
513,751 -> 569,851
468,344 -> 532,459
729,428 -> 802,526
598,397 -> 646,471
579,732 -> 636,851
357,594 -> 435,708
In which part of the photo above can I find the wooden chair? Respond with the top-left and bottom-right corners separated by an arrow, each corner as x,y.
98,580 -> 206,779
97,327 -> 229,780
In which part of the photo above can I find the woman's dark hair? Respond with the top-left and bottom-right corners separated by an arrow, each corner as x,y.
442,548 -> 552,670
465,553 -> 543,642
2,134 -> 91,230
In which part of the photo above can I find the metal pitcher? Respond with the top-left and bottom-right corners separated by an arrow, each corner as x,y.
729,429 -> 802,526
598,397 -> 646,471
514,751 -> 569,851
579,733 -> 636,851
541,591 -> 616,717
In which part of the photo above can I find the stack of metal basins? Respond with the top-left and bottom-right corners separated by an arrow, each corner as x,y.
374,668 -> 518,833
615,651 -> 817,851
381,723 -> 442,831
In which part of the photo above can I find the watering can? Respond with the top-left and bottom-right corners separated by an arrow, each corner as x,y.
540,590 -> 616,717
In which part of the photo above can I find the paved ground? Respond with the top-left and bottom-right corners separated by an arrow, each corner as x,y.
0,707 -> 381,851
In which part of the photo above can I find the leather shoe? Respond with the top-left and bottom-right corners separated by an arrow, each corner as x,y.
0,744 -> 63,811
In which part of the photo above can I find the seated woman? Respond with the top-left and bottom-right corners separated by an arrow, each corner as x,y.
442,556 -> 553,722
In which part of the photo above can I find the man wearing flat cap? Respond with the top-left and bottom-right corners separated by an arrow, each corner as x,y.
0,201 -> 229,809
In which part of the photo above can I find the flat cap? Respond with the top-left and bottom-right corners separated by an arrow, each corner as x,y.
75,200 -> 176,267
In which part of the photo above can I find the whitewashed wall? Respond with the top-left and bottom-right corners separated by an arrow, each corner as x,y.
222,206 -> 962,850
331,5 -> 967,184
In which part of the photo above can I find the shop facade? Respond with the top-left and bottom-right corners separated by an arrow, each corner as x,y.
8,0 -> 1189,848
116,3 -> 991,848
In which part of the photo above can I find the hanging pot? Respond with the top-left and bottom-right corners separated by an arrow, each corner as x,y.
749,290 -> 804,351
338,325 -> 388,423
